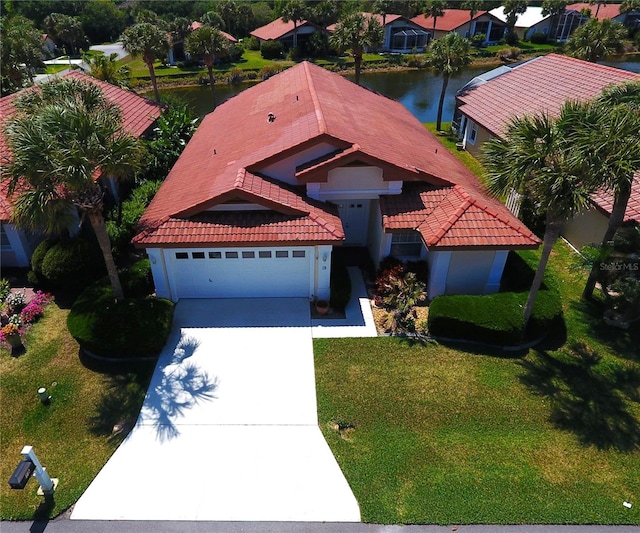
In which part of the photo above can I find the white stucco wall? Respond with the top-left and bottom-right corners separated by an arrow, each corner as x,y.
1,223 -> 33,268
445,250 -> 500,295
307,166 -> 401,201
260,142 -> 337,185
315,244 -> 332,300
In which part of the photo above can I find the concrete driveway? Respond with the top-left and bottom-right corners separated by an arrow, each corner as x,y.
71,299 -> 360,522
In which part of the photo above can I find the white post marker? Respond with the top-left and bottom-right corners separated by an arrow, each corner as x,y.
21,446 -> 58,496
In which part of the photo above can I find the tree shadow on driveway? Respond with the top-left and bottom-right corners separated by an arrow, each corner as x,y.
518,343 -> 640,452
140,335 -> 218,442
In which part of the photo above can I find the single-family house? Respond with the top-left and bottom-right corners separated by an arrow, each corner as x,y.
133,61 -> 539,302
411,9 -> 506,44
168,22 -> 238,66
326,13 -> 430,53
250,18 -> 324,51
489,5 -> 587,41
0,72 -> 164,268
454,54 -> 640,250
568,2 -> 640,29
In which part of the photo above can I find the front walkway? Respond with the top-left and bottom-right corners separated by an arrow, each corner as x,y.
71,299 -> 360,522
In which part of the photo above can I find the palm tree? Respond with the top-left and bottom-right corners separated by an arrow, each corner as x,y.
329,13 -> 383,85
185,26 -> 229,109
120,22 -> 169,103
3,78 -> 143,301
483,103 -> 595,327
565,18 -> 627,62
373,0 -> 396,27
281,0 -> 309,50
502,0 -> 528,44
423,0 -> 446,38
579,81 -> 640,299
83,52 -> 130,87
461,0 -> 486,32
428,33 -> 472,132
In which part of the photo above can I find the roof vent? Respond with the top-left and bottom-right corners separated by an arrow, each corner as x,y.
267,112 -> 276,123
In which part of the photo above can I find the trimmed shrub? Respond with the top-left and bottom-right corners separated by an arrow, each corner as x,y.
260,40 -> 284,60
120,259 -> 153,298
530,32 -> 548,44
330,257 -> 352,311
29,238 -> 56,284
428,290 -> 563,346
40,237 -> 104,289
67,275 -> 173,359
245,35 -> 260,51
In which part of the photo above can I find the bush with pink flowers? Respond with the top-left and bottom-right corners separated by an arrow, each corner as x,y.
20,291 -> 51,325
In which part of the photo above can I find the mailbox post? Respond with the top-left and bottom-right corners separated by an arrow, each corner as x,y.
20,446 -> 57,495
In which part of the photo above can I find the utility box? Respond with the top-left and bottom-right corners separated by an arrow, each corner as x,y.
8,460 -> 35,489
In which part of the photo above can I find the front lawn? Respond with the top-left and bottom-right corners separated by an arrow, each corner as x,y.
0,303 -> 151,520
315,241 -> 640,525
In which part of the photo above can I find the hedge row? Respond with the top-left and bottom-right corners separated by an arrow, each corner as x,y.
427,290 -> 563,346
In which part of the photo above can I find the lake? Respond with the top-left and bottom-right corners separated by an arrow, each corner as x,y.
158,59 -> 640,124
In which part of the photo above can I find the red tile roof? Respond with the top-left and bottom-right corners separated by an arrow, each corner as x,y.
567,3 -> 623,21
591,172 -> 640,223
457,54 -> 640,225
412,10 -> 487,32
457,54 -> 639,139
0,72 -> 164,221
189,22 -> 238,43
381,183 -> 540,249
250,18 -> 315,41
136,61 -> 539,249
326,13 -> 404,32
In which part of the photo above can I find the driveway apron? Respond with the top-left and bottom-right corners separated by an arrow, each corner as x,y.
71,299 -> 360,522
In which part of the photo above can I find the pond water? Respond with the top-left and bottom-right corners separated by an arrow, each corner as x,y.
159,65 -> 489,123
158,59 -> 640,123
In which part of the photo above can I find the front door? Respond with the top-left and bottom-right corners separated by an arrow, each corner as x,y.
336,200 -> 369,246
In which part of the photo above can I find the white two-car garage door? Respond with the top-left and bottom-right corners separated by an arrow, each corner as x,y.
167,247 -> 313,299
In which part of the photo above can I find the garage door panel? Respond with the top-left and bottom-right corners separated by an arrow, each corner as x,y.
169,248 -> 312,299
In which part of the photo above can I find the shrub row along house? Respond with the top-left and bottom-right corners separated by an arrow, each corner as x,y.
133,62 -> 539,302
454,53 -> 640,250
0,71 -> 164,267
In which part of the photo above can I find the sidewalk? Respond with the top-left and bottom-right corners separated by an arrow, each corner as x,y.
1,520 -> 638,533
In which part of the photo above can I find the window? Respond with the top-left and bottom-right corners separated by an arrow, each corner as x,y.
259,251 -> 272,258
242,251 -> 255,258
175,252 -> 188,259
390,232 -> 423,257
275,251 -> 288,258
225,251 -> 238,258
192,252 -> 205,259
292,250 -> 305,258
209,251 -> 222,259
468,123 -> 478,145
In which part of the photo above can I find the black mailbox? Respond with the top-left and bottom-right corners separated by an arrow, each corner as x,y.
8,460 -> 35,489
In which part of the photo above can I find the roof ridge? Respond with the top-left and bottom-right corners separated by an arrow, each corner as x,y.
303,62 -> 328,135
430,187 -> 473,243
234,168 -> 246,189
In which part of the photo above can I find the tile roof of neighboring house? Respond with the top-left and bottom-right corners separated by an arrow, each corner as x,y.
250,18 -> 316,41
411,10 -> 488,32
189,22 -> 238,43
135,61 -> 539,249
567,3 -> 623,21
592,172 -> 640,223
457,54 -> 639,138
457,53 -> 640,227
489,6 -> 548,28
381,183 -> 540,249
0,72 -> 164,222
327,13 -> 405,32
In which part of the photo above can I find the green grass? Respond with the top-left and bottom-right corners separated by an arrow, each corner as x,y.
43,64 -> 70,75
0,303 -> 152,520
424,122 -> 487,180
315,243 -> 640,524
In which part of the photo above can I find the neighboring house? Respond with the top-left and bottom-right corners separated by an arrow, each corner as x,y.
489,5 -> 587,41
41,34 -> 57,59
454,54 -> 640,249
133,61 -> 539,302
568,2 -> 640,29
328,13 -> 430,53
0,71 -> 164,268
250,18 -> 324,50
411,9 -> 507,44
168,22 -> 238,66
